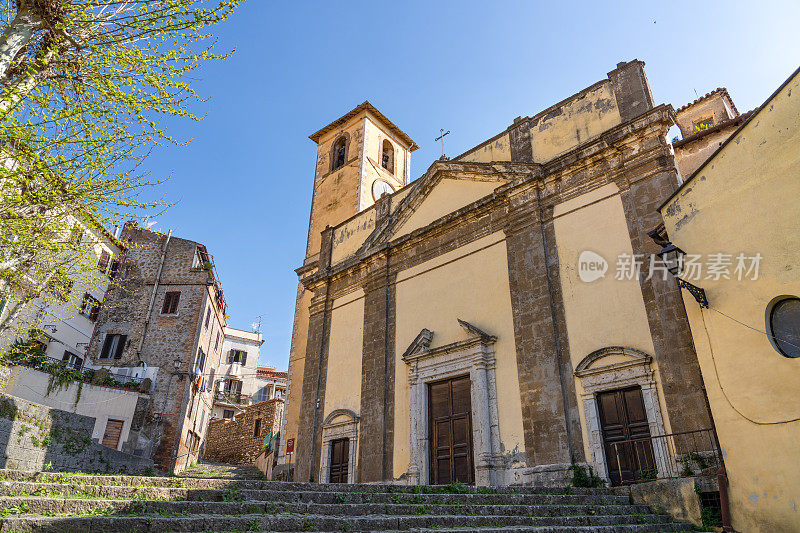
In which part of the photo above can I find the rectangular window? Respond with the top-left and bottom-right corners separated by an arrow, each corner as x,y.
192,247 -> 203,269
255,386 -> 269,402
253,418 -> 262,437
204,307 -> 211,329
108,259 -> 120,280
197,347 -> 206,372
224,379 -> 242,395
214,331 -> 220,352
97,251 -> 111,274
693,118 -> 715,132
161,291 -> 180,314
61,350 -> 83,370
223,409 -> 234,419
99,333 -> 127,359
228,349 -> 247,365
80,293 -> 101,321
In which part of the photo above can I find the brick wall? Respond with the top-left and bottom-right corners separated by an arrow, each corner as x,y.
0,394 -> 152,474
203,399 -> 282,465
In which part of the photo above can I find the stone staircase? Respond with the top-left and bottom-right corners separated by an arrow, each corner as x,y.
0,470 -> 696,532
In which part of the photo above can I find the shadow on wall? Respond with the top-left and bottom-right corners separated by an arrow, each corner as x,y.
0,394 -> 153,474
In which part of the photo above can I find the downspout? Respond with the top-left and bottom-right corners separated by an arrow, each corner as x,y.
138,230 -> 172,357
308,230 -> 334,482
536,186 -> 576,463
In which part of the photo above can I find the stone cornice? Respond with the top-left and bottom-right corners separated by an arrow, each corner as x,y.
302,105 -> 675,288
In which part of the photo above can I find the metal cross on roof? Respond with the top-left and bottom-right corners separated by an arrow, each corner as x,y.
435,128 -> 450,160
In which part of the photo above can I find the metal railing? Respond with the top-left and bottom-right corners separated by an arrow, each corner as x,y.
607,428 -> 720,485
214,391 -> 250,405
11,356 -> 144,389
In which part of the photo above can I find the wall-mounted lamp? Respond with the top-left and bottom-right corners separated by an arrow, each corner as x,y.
657,244 -> 709,308
173,357 -> 184,378
42,324 -> 57,333
76,342 -> 89,352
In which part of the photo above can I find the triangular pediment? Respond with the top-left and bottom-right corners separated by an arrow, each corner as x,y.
359,161 -> 536,253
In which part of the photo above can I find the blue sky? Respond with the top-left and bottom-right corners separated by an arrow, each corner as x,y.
143,1 -> 800,368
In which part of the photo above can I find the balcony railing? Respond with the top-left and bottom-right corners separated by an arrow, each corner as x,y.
606,428 -> 720,486
214,391 -> 250,405
9,355 -> 145,391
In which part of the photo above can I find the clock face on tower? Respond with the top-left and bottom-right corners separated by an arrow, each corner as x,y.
372,179 -> 395,201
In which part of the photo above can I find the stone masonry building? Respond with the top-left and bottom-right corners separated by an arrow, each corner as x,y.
85,222 -> 227,473
203,397 -> 283,466
283,60 -> 715,486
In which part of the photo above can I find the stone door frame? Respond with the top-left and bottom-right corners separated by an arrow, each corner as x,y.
574,346 -> 669,482
318,409 -> 359,483
402,319 -> 503,486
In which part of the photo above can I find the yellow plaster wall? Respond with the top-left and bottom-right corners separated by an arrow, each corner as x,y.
553,183 -> 671,460
531,82 -> 622,163
322,289 -> 365,417
393,232 -> 525,478
393,178 -> 502,237
331,207 -> 376,266
661,73 -> 800,533
459,134 -> 512,163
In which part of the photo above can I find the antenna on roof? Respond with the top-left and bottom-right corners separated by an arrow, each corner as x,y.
252,315 -> 263,333
693,88 -> 699,98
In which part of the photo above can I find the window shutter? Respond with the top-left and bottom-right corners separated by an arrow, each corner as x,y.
89,299 -> 100,321
197,348 -> 206,371
97,251 -> 111,273
108,260 -> 120,279
114,335 -> 127,359
227,349 -> 233,364
100,334 -> 113,359
241,351 -> 247,366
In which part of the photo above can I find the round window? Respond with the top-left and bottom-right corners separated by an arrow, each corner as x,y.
768,297 -> 800,358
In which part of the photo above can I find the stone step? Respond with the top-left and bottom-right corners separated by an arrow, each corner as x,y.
0,481 -> 631,506
0,470 -> 606,494
0,496 -> 655,518
0,513 -> 691,532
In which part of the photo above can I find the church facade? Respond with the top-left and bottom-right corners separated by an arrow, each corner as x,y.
283,60 -> 712,486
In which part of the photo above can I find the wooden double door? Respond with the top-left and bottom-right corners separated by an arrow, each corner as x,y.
597,386 -> 655,485
328,438 -> 349,483
429,375 -> 474,485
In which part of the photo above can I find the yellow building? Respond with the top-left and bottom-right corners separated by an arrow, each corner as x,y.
660,66 -> 800,532
285,60 -> 717,490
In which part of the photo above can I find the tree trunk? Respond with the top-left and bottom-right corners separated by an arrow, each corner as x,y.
0,4 -> 46,82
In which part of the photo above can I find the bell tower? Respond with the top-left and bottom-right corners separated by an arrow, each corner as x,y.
303,101 -> 418,261
280,102 -> 417,473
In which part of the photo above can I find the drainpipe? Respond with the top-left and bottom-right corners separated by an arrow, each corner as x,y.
137,230 -> 172,357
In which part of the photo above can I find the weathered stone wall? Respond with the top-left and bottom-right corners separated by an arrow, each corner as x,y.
203,399 -> 282,465
0,394 -> 152,474
85,223 -> 224,472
